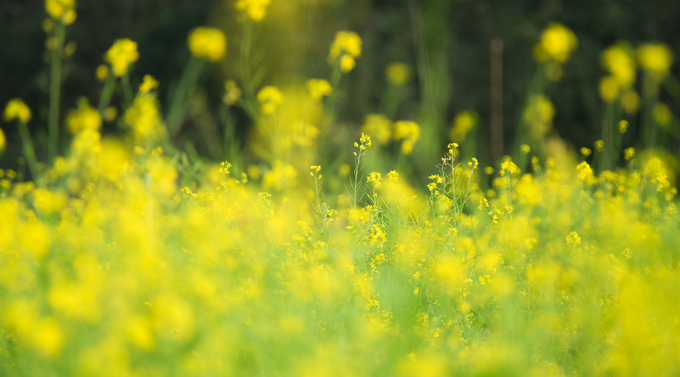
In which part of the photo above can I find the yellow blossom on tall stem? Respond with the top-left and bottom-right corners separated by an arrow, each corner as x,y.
386,62 -> 410,86
106,39 -> 139,77
533,23 -> 578,64
257,86 -> 285,115
307,79 -> 333,102
188,27 -> 227,62
45,0 -> 76,24
4,99 -> 32,124
235,0 -> 271,22
637,43 -> 674,81
328,31 -> 362,73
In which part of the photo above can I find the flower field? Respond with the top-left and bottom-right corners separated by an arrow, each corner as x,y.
1,1 -> 680,376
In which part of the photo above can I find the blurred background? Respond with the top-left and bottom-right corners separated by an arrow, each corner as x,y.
1,0 -> 679,180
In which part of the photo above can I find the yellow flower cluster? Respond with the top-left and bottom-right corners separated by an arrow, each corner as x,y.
139,75 -> 159,94
188,27 -> 227,62
4,99 -> 32,124
235,0 -> 271,22
393,121 -> 420,155
523,94 -> 554,139
45,0 -> 76,24
449,111 -> 478,143
123,93 -> 164,140
637,43 -> 674,80
223,80 -> 242,105
361,114 -> 392,145
105,39 -> 139,77
328,31 -> 362,73
386,62 -> 410,86
533,22 -> 578,64
257,86 -> 285,114
306,79 -> 333,102
66,98 -> 101,134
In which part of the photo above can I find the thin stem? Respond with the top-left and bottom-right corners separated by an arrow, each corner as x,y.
17,121 -> 38,180
48,20 -> 65,162
97,73 -> 117,115
167,57 -> 206,137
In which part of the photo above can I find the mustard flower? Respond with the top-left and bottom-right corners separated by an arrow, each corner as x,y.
450,111 -> 478,142
235,0 -> 271,22
4,99 -> 32,124
328,31 -> 362,73
599,76 -> 620,102
66,98 -> 101,134
653,103 -> 672,126
95,64 -> 109,81
139,75 -> 159,94
637,43 -> 674,80
624,147 -> 636,161
124,94 -> 163,139
257,86 -> 285,115
386,62 -> 410,86
188,27 -> 227,62
45,0 -> 76,24
306,79 -> 333,101
393,121 -> 420,155
106,39 -> 139,77
533,23 -> 578,64
0,128 -> 5,152
618,120 -> 629,133
224,80 -> 242,105
601,42 -> 636,89
362,114 -> 392,145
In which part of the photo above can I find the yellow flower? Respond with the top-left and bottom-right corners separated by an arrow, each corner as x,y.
620,90 -> 640,114
580,147 -> 591,157
306,79 -> 333,101
328,31 -> 362,73
362,114 -> 392,145
393,121 -> 420,154
653,103 -> 672,127
224,80 -> 242,105
257,86 -> 285,115
533,23 -> 578,63
66,98 -> 101,134
599,76 -> 620,102
594,140 -> 604,152
618,120 -> 629,133
105,39 -> 139,77
637,43 -> 674,79
601,42 -> 636,89
4,98 -> 32,123
124,93 -> 163,139
235,0 -> 271,22
188,27 -> 227,62
139,75 -> 159,94
523,95 -> 554,139
520,144 -> 531,154
0,128 -> 5,152
95,64 -> 109,81
624,147 -> 635,161
45,0 -> 76,23
386,62 -> 410,86
450,111 -> 478,142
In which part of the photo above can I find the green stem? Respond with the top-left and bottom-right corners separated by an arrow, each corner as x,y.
221,105 -> 240,172
121,73 -> 134,108
240,19 -> 255,99
97,73 -> 117,115
167,57 -> 206,137
17,121 -> 38,180
48,20 -> 65,162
